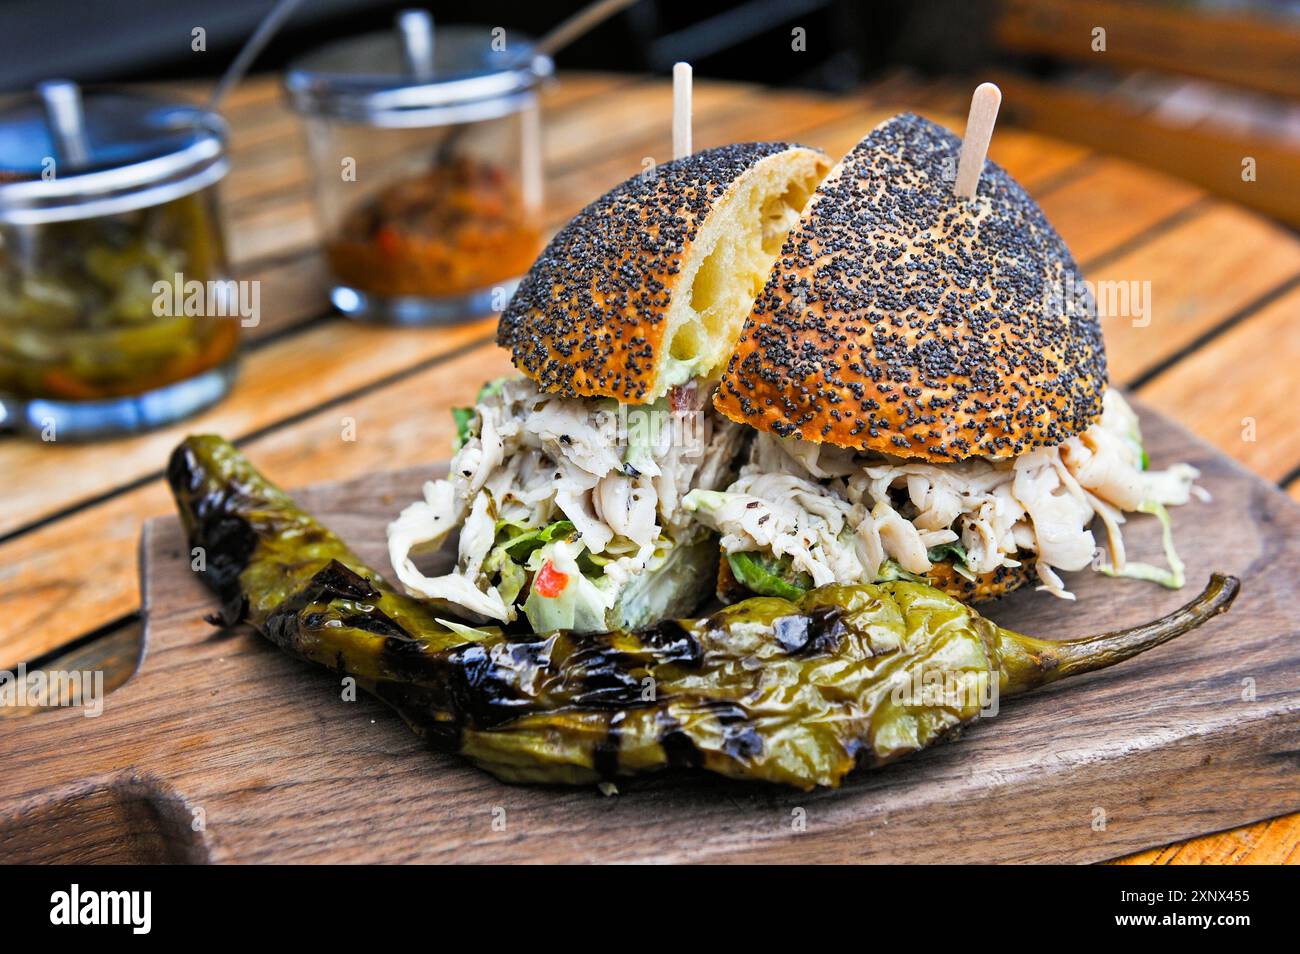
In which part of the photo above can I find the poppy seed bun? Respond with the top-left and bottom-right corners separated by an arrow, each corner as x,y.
499,142 -> 831,404
714,114 -> 1107,461
922,556 -> 1035,602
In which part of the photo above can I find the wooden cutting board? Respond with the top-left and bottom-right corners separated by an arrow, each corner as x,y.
2,397 -> 1297,864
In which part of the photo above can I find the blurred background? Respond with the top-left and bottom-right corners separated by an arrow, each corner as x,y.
4,0 -> 1300,225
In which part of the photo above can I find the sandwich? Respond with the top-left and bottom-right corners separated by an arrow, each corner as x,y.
684,114 -> 1200,602
387,142 -> 832,631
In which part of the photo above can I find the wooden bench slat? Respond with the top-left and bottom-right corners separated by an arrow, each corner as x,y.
995,0 -> 1300,100
1136,285 -> 1300,482
0,320 -> 496,541
1036,159 -> 1203,267
993,72 -> 1300,229
1091,202 -> 1300,384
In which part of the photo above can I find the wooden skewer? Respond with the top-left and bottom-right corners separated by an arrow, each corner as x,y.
521,100 -> 543,214
954,82 -> 1002,200
673,62 -> 693,160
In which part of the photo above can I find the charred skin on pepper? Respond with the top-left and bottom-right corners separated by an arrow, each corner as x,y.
168,435 -> 1239,791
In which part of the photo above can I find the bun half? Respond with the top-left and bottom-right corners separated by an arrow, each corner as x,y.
499,142 -> 830,404
715,114 -> 1107,460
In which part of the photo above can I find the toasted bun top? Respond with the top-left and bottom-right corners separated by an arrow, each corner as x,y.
714,113 -> 1107,460
498,142 -> 830,404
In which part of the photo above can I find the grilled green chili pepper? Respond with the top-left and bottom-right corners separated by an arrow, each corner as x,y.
168,435 -> 1239,790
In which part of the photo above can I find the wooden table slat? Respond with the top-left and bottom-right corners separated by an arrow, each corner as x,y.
0,317 -> 496,542
0,341 -> 513,669
1087,202 -> 1300,384
1036,161 -> 1204,267
1136,284 -> 1300,482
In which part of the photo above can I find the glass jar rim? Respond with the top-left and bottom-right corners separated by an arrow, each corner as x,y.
283,23 -> 553,127
0,98 -> 228,226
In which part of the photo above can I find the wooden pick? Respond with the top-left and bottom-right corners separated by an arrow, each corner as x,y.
954,82 -> 1002,200
673,62 -> 693,160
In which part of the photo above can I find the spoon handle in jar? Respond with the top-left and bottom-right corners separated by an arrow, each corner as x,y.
208,0 -> 306,112
532,0 -> 639,61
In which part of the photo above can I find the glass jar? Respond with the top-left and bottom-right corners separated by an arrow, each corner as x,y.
285,14 -> 551,325
0,83 -> 237,439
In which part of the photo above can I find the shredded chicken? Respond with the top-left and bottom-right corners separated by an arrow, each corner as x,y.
387,376 -> 746,621
686,389 -> 1200,599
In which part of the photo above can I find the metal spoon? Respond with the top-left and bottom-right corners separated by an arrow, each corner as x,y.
208,0 -> 306,112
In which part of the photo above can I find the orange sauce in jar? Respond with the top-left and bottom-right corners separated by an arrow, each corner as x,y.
325,158 -> 542,298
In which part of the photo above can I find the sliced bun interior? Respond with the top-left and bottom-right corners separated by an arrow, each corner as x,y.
499,142 -> 830,404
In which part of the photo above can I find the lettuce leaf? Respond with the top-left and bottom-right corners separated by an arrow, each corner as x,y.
727,551 -> 811,600
522,540 -> 616,632
435,618 -> 497,641
612,534 -> 718,629
476,377 -> 509,403
482,545 -> 527,608
875,559 -> 926,583
926,541 -> 968,567
502,520 -> 578,561
451,406 -> 476,451
1098,500 -> 1185,589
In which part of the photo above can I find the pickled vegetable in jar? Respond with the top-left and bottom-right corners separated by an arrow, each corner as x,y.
0,191 -> 236,402
0,83 -> 236,438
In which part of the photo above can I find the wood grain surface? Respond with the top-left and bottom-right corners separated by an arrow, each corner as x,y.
2,72 -> 1297,864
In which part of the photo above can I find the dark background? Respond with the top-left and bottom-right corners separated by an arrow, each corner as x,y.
0,0 -> 998,92
4,0 -> 1300,94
